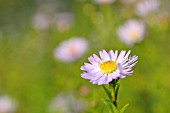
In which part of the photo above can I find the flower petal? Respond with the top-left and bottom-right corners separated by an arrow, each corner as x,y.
98,75 -> 107,85
117,50 -> 126,63
99,50 -> 110,61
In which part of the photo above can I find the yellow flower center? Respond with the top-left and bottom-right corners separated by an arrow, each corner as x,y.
99,61 -> 117,74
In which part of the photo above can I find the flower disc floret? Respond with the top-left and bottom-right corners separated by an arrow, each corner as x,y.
99,61 -> 116,74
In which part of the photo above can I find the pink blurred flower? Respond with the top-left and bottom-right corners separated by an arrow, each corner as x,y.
48,93 -> 86,113
0,96 -> 16,113
117,19 -> 145,46
54,37 -> 88,62
135,0 -> 160,17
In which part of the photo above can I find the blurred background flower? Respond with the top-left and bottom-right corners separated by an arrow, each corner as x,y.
135,0 -> 160,17
0,96 -> 16,113
54,37 -> 88,62
117,19 -> 145,46
48,93 -> 86,113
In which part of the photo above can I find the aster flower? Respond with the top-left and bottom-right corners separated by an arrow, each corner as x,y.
135,0 -> 160,17
117,19 -> 145,46
54,37 -> 88,62
80,50 -> 138,85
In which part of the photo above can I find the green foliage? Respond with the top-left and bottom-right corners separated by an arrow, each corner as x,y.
120,104 -> 129,113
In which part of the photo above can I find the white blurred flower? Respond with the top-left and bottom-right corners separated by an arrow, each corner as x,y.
54,12 -> 74,32
93,0 -> 115,4
0,96 -> 16,113
32,13 -> 50,30
48,93 -> 86,113
135,0 -> 160,17
117,19 -> 145,46
54,37 -> 88,62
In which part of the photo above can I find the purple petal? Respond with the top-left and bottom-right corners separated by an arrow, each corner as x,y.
119,50 -> 131,63
81,73 -> 92,80
90,67 -> 101,73
113,50 -> 118,61
88,56 -> 98,66
108,50 -> 114,61
110,72 -> 119,79
90,73 -> 103,81
98,75 -> 107,85
99,50 -> 110,61
118,75 -> 126,78
93,54 -> 101,62
107,74 -> 113,83
117,63 -> 123,74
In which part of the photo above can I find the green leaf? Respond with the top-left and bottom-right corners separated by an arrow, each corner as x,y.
106,99 -> 113,103
120,104 -> 129,113
102,99 -> 114,113
102,85 -> 112,100
112,103 -> 118,113
102,99 -> 118,113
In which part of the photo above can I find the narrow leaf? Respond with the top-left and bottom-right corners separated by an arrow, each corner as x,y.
102,85 -> 112,100
102,99 -> 114,113
112,103 -> 118,113
120,104 -> 129,113
103,99 -> 119,113
106,99 -> 112,103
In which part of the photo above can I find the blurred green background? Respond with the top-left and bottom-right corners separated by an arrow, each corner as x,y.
0,0 -> 170,113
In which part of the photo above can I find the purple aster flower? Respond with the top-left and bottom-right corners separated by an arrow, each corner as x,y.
80,50 -> 138,85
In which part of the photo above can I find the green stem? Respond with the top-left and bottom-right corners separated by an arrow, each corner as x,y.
111,79 -> 119,108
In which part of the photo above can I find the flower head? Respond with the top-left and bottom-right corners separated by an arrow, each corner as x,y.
117,19 -> 145,46
54,37 -> 88,62
80,50 -> 138,85
135,0 -> 160,17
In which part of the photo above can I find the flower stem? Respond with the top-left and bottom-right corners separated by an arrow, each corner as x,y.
110,79 -> 119,108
